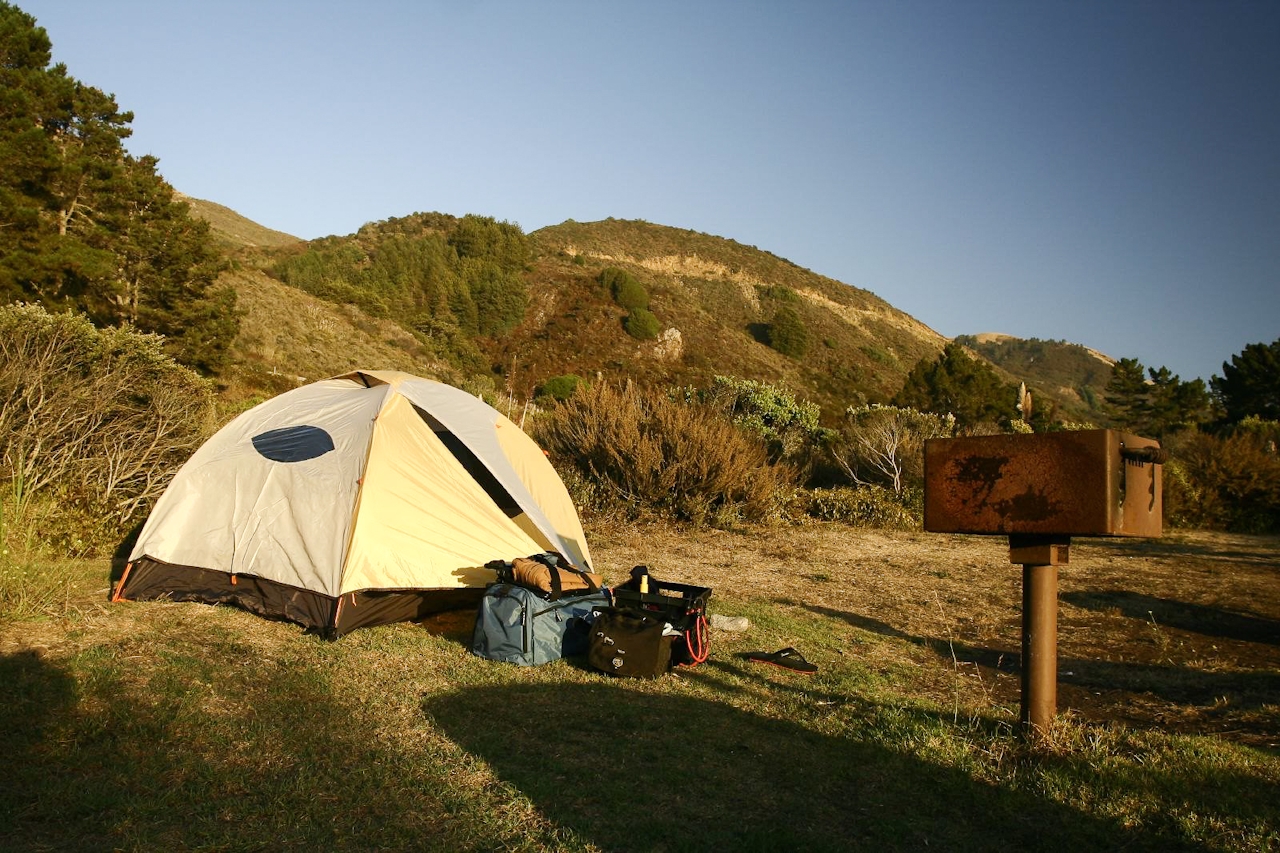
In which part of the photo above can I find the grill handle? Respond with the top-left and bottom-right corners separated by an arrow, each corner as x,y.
1120,445 -> 1168,465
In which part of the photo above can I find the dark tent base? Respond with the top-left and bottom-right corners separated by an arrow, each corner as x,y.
115,558 -> 485,637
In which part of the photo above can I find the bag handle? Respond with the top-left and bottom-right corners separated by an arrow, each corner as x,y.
546,563 -> 601,601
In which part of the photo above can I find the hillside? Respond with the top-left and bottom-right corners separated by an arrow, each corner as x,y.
215,268 -> 453,405
190,200 -> 1118,423
180,194 -> 302,250
954,333 -> 1116,424
517,219 -> 948,414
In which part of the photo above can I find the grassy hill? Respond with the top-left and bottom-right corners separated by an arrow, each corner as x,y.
518,219 -> 947,413
954,332 -> 1117,424
186,200 -> 1120,424
215,267 -> 454,407
180,194 -> 302,250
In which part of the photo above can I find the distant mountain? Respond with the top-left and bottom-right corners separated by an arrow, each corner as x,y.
954,333 -> 1116,423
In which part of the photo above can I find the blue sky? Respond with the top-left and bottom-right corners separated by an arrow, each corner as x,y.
21,0 -> 1279,384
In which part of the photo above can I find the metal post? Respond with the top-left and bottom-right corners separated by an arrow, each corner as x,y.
1021,562 -> 1058,734
1009,534 -> 1069,737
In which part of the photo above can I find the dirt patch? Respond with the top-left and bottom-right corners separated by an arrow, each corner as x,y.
590,523 -> 1280,748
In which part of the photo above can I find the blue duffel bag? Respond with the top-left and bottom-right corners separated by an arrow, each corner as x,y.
471,581 -> 610,666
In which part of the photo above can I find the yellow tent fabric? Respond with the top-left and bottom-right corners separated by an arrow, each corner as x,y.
340,392 -> 545,594
124,371 -> 594,633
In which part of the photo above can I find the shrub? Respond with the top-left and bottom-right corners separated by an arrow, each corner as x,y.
1236,415 -> 1280,448
533,382 -> 795,526
623,308 -> 661,340
766,306 -> 809,359
756,284 -> 801,304
807,485 -> 920,529
599,267 -> 649,311
1163,429 -> 1280,533
537,374 -> 585,402
0,304 -> 216,554
831,405 -> 955,494
691,376 -> 826,469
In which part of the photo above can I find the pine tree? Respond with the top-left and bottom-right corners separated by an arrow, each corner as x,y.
0,2 -> 236,372
893,343 -> 1017,429
1105,358 -> 1150,432
1145,366 -> 1211,438
1212,339 -> 1280,423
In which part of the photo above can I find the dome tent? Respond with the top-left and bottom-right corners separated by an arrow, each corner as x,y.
113,370 -> 592,636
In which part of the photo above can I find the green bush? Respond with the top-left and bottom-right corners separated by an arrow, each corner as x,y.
599,267 -> 649,311
537,374 -> 585,402
691,376 -> 826,468
623,308 -> 661,340
757,284 -> 800,304
1163,429 -> 1280,533
807,485 -> 920,529
533,382 -> 796,526
767,306 -> 809,359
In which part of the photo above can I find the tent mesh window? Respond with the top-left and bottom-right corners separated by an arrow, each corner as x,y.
415,406 -> 523,518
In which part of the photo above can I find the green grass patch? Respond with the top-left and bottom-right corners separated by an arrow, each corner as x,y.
1,557 -> 1276,851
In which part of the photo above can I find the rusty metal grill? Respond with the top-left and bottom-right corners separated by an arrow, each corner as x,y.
921,428 -> 1165,737
924,429 -> 1162,538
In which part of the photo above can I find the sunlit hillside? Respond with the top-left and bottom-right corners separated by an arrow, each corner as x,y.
187,201 -> 1119,422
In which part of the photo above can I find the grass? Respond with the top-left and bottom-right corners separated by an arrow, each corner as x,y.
2,526 -> 1278,851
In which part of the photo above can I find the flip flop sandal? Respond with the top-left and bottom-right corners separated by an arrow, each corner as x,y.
746,647 -> 818,674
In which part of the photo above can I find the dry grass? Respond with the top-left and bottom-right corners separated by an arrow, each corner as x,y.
219,268 -> 450,404
536,382 -> 793,524
590,522 -> 1280,748
2,523 -> 1277,851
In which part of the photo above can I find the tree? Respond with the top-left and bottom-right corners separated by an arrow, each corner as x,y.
892,343 -> 1017,429
1106,357 -> 1212,438
0,2 -> 236,372
1105,357 -> 1150,430
0,4 -> 126,305
1212,339 -> 1280,424
1146,366 -> 1211,438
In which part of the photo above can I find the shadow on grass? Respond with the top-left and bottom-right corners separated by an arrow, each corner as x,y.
1,640 -> 1267,852
1079,535 -> 1280,564
424,680 -> 1213,853
1062,589 -> 1280,646
0,642 -> 489,852
808,604 -> 1280,717
805,603 -> 1020,674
